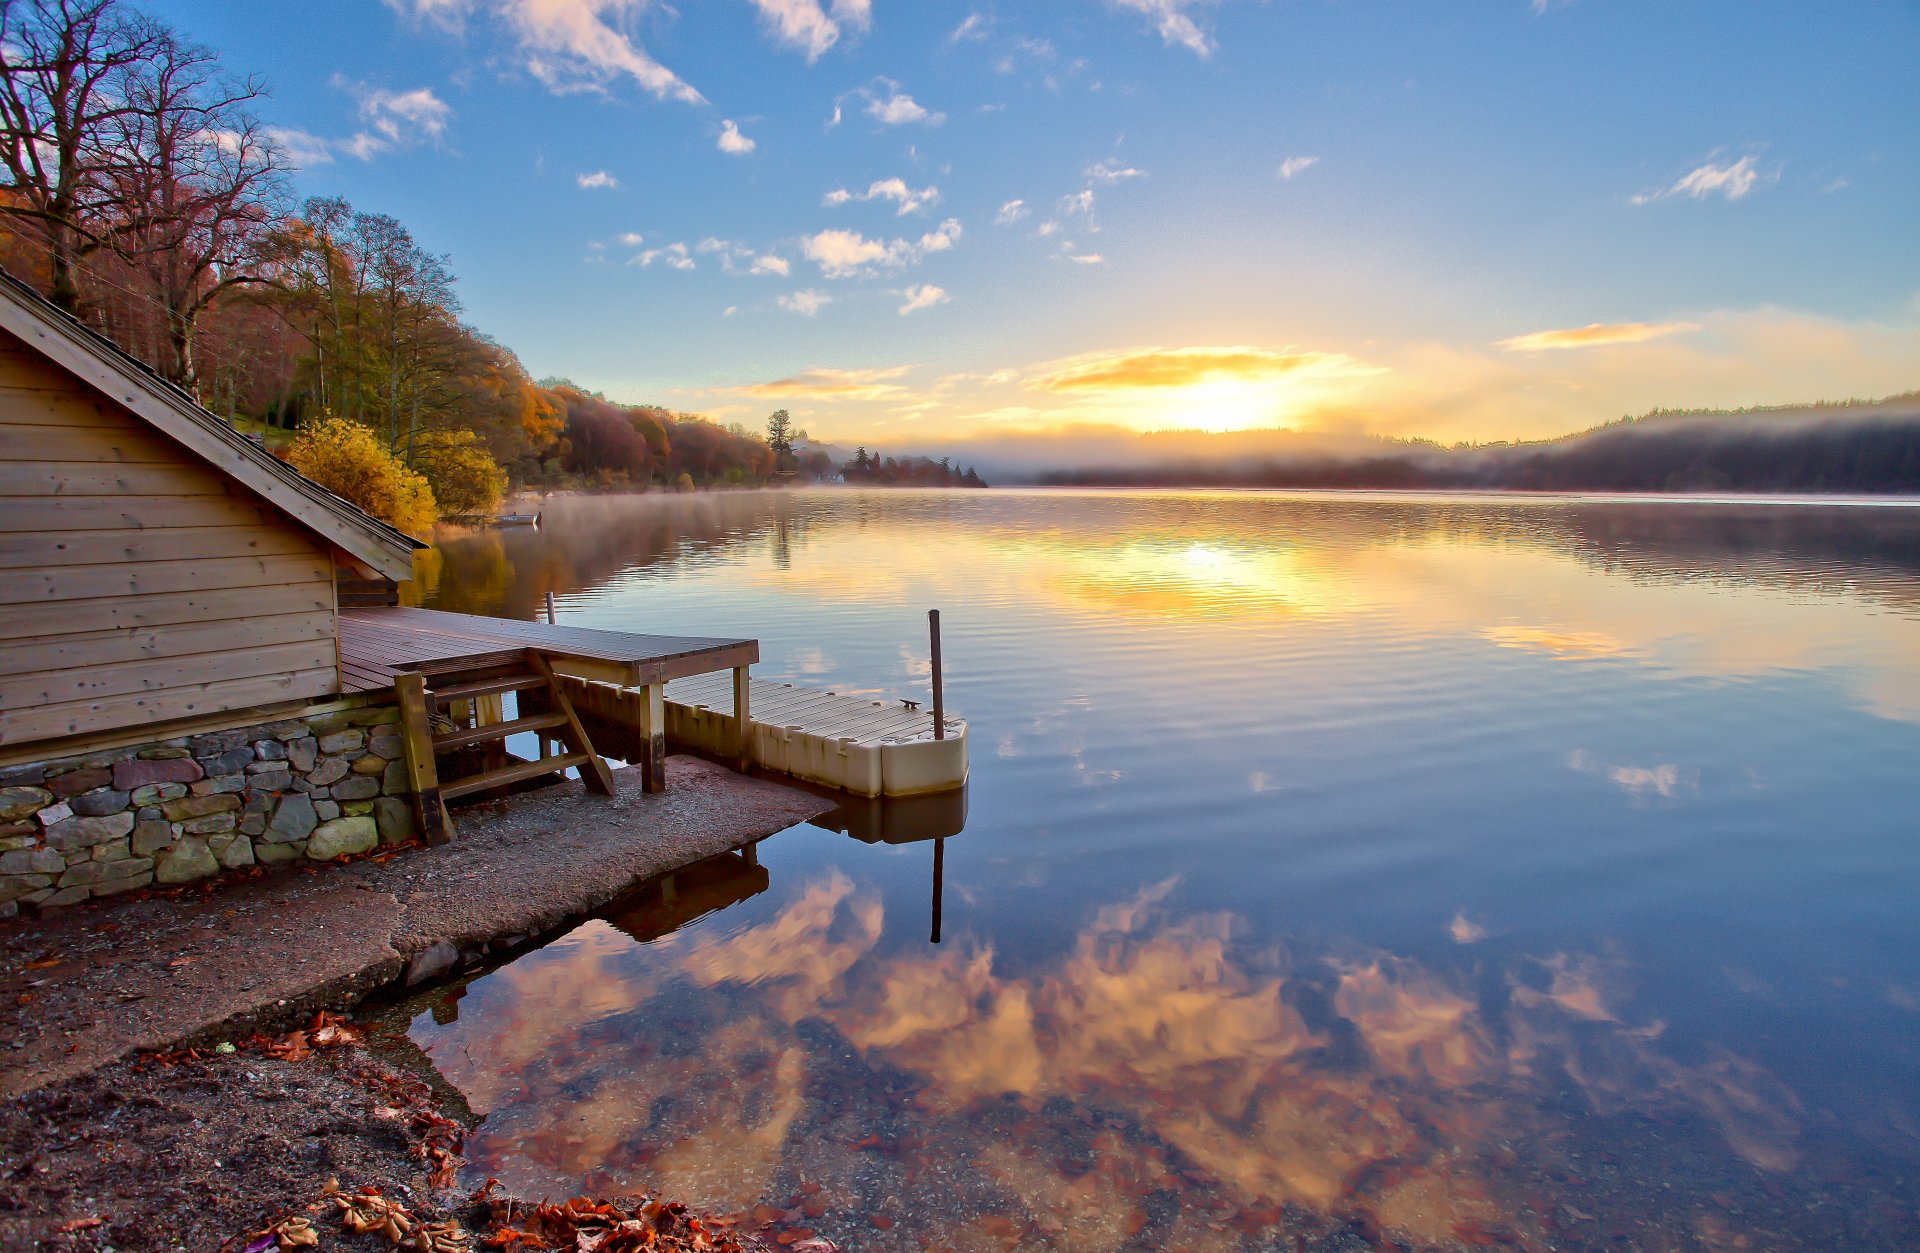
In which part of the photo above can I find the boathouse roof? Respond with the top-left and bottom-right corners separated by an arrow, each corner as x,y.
0,266 -> 422,580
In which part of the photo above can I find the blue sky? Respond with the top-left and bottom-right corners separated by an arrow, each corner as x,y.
158,0 -> 1919,444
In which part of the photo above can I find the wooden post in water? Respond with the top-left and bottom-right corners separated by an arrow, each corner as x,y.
545,591 -> 556,624
929,609 -> 945,741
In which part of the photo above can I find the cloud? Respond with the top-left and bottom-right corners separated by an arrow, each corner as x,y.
1632,153 -> 1767,205
751,254 -> 791,276
740,366 -> 912,398
1028,345 -> 1377,393
840,77 -> 945,127
776,290 -> 832,316
1110,0 -> 1219,57
386,0 -> 703,104
275,81 -> 453,165
1067,252 -> 1106,265
1568,749 -> 1695,801
1277,154 -> 1319,180
820,177 -> 940,215
898,284 -> 949,315
635,241 -> 693,269
1449,912 -> 1488,945
618,230 -> 645,246
995,199 -> 1030,225
747,0 -> 870,61
800,219 -> 962,277
716,118 -> 756,155
1085,158 -> 1145,183
948,11 -> 991,42
577,169 -> 618,189
1497,320 -> 1702,352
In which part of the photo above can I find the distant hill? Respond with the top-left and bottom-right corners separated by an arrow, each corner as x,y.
1035,393 -> 1920,494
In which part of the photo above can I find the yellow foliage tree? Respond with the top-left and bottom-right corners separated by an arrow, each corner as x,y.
287,418 -> 437,537
411,428 -> 508,518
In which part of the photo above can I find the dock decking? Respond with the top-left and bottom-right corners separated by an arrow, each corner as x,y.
338,606 -> 757,692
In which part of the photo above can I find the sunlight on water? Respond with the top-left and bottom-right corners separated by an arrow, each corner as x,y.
380,490 -> 1920,1250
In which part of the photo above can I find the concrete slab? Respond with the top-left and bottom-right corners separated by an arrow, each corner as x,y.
0,757 -> 830,1099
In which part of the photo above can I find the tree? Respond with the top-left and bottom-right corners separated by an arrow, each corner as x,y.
766,408 -> 794,465
409,427 -> 505,517
101,27 -> 287,387
0,0 -> 162,312
287,416 -> 435,536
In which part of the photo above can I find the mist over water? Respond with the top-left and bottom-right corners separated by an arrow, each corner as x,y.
387,489 -> 1920,1250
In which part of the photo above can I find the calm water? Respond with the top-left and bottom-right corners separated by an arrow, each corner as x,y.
384,490 -> 1920,1250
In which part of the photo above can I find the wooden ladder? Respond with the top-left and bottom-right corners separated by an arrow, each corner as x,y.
394,650 -> 615,845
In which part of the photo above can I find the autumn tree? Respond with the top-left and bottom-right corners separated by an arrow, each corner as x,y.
0,0 -> 161,312
101,27 -> 287,386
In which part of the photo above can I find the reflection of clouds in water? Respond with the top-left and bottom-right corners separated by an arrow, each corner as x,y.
440,874 -> 1816,1247
1448,910 -> 1487,944
1568,747 -> 1696,800
1483,624 -> 1644,661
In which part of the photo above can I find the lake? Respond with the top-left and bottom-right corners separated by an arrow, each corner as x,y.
381,489 -> 1920,1250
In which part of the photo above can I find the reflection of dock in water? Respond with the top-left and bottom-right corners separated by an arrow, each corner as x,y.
809,788 -> 966,945
603,847 -> 770,944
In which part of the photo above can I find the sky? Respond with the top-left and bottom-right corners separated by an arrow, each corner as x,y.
155,0 -> 1920,448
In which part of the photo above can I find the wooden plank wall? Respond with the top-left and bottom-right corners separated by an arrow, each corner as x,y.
0,330 -> 340,749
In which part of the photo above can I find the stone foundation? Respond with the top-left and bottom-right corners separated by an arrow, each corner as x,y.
0,700 -> 414,915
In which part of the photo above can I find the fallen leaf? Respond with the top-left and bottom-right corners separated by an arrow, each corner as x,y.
55,1216 -> 104,1233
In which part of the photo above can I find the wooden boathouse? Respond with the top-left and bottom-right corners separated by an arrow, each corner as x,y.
0,269 -> 757,912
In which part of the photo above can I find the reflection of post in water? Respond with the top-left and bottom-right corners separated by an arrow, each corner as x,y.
931,835 -> 944,945
808,787 -> 967,945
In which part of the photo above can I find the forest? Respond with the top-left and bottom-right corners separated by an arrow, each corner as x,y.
0,0 -> 795,529
1036,395 -> 1920,495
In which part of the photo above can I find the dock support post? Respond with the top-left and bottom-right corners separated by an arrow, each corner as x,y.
733,665 -> 752,772
929,609 -> 945,741
637,682 -> 667,793
395,672 -> 453,846
930,835 -> 945,945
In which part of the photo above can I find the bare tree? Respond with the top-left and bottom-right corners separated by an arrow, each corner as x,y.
0,0 -> 160,312
101,29 -> 286,387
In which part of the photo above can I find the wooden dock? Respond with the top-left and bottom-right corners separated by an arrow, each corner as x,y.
662,673 -> 967,798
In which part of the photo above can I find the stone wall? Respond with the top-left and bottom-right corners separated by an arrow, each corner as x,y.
0,701 -> 414,915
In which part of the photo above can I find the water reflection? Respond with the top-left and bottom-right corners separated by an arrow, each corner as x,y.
398,490 -> 1920,1249
388,847 -> 1914,1250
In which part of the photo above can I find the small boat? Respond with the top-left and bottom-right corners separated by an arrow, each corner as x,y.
492,512 -> 541,527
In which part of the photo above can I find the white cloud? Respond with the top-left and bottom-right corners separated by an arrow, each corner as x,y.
1110,0 -> 1218,57
1085,158 -> 1145,183
269,127 -> 337,168
1058,189 -> 1096,225
635,241 -> 693,269
386,0 -> 703,104
778,289 -> 832,316
1068,251 -> 1106,265
577,169 -> 618,189
723,305 -> 737,317
1277,154 -> 1319,180
717,118 -> 756,155
1632,153 -> 1766,205
841,77 -> 945,127
751,254 -> 791,276
800,218 -> 962,277
618,230 -> 645,246
276,81 -> 454,166
748,0 -> 870,61
824,177 -> 941,215
995,199 -> 1030,225
898,284 -> 949,315
949,11 -> 991,42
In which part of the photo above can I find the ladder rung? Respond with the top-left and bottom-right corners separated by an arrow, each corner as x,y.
432,712 -> 569,752
441,752 -> 588,801
429,673 -> 544,704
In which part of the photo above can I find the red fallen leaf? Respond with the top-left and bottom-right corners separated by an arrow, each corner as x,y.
166,957 -> 194,969
750,1205 -> 786,1226
868,1214 -> 894,1230
776,1229 -> 815,1245
797,1182 -> 821,1197
56,1216 -> 105,1233
23,958 -> 61,971
849,1134 -> 884,1151
801,1198 -> 827,1219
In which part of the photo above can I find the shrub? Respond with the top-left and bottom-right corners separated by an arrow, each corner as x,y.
410,428 -> 507,517
287,418 -> 437,536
